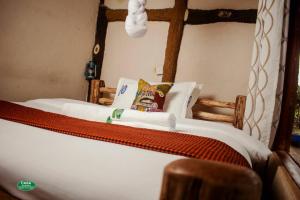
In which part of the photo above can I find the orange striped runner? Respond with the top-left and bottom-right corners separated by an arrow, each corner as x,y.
0,101 -> 250,168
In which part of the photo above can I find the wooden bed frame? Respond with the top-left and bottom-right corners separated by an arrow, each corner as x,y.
87,79 -> 264,200
86,0 -> 300,198
86,79 -> 300,200
89,80 -> 247,129
0,0 -> 299,199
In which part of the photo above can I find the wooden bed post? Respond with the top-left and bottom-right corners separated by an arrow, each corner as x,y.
89,80 -> 105,103
273,0 -> 300,151
92,1 -> 108,80
162,0 -> 187,82
160,159 -> 262,200
234,95 -> 246,129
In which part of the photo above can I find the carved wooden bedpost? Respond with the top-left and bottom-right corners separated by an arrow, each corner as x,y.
89,80 -> 105,103
160,159 -> 262,200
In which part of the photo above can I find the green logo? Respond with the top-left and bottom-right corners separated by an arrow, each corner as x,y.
106,109 -> 124,124
112,109 -> 124,119
106,116 -> 112,124
17,180 -> 36,191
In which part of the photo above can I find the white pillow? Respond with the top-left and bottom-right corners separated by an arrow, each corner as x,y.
112,78 -> 199,119
163,82 -> 196,118
112,78 -> 137,109
186,84 -> 204,118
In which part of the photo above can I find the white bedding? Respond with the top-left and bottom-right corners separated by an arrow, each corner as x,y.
0,99 -> 271,200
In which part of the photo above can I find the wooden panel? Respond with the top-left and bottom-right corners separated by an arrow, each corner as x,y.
185,9 -> 257,25
106,8 -> 173,22
277,151 -> 300,188
267,152 -> 300,200
271,167 -> 300,200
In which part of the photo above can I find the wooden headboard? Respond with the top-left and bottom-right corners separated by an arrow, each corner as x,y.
89,80 -> 246,130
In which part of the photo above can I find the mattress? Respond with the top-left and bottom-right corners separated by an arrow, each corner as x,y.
0,99 -> 271,200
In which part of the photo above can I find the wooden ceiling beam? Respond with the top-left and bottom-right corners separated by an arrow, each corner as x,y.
106,8 -> 173,22
185,9 -> 257,25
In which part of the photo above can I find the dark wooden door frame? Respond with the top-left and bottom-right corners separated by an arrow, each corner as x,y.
273,0 -> 300,151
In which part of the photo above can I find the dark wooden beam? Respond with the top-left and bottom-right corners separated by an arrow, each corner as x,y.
162,0 -> 187,82
185,9 -> 257,25
88,2 -> 108,100
92,3 -> 108,79
273,0 -> 300,151
106,8 -> 173,22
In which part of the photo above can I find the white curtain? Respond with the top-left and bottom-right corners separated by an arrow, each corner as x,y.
243,0 -> 290,147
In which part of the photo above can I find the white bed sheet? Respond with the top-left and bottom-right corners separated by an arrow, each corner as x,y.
0,99 -> 271,200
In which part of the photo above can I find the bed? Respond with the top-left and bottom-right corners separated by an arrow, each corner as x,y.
0,78 -> 271,200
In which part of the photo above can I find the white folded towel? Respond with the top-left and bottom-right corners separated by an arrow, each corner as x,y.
62,103 -> 176,131
112,109 -> 176,131
125,0 -> 148,38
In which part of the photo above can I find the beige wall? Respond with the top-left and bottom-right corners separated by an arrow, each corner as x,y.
178,0 -> 257,101
176,23 -> 255,102
0,0 -> 98,101
0,0 -> 258,102
101,0 -> 258,102
101,22 -> 169,86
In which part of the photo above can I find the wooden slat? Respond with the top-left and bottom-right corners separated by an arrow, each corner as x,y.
99,97 -> 113,105
106,8 -> 173,22
196,98 -> 236,109
185,9 -> 257,25
162,0 -> 188,82
193,111 -> 234,123
99,87 -> 116,94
